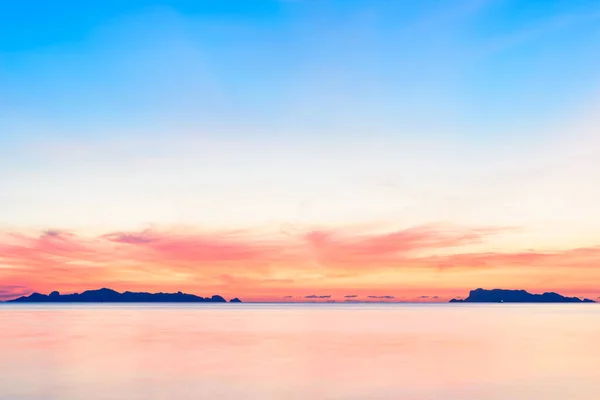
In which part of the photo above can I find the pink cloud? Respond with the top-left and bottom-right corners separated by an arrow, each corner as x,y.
1,223 -> 599,301
103,229 -> 281,264
301,224 -> 509,266
0,285 -> 31,301
425,246 -> 600,270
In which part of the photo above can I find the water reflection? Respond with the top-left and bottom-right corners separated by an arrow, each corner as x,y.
1,304 -> 599,399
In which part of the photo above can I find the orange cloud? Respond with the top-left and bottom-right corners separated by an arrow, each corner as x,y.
424,246 -> 600,270
102,229 -> 280,263
300,224 -> 509,266
0,284 -> 31,299
1,224 -> 599,301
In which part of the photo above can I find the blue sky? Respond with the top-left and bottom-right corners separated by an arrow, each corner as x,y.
2,0 -> 599,144
2,0 -> 600,229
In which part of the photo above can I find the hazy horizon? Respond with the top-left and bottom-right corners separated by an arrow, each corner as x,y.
2,286 -> 597,304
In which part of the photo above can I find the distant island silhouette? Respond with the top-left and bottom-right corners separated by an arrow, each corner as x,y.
4,288 -> 242,303
450,288 -> 595,303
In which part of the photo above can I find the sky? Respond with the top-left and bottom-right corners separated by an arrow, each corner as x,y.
1,0 -> 600,302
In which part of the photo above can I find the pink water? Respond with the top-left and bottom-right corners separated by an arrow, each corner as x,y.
1,304 -> 599,399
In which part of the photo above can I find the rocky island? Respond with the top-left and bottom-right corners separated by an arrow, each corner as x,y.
450,288 -> 595,303
4,288 -> 242,303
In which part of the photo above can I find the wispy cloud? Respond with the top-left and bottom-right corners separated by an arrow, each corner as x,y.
0,223 -> 505,276
2,223 -> 600,300
0,284 -> 31,300
425,246 -> 600,270
301,224 -> 510,266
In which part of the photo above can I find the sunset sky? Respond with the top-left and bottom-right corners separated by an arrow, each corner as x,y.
1,0 -> 600,302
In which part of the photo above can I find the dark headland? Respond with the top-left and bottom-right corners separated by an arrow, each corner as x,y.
4,288 -> 242,303
450,288 -> 595,303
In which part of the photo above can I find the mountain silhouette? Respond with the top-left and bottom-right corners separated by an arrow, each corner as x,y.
449,288 -> 595,303
4,288 -> 241,303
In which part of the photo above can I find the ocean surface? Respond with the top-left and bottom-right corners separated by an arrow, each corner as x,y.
1,303 -> 599,400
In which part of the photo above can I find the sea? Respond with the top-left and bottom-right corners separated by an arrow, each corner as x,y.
1,303 -> 599,400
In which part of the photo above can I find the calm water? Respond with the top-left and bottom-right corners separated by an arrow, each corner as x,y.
1,304 -> 599,400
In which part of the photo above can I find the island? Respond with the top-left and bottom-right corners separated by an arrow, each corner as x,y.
450,288 -> 595,303
4,288 -> 243,303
